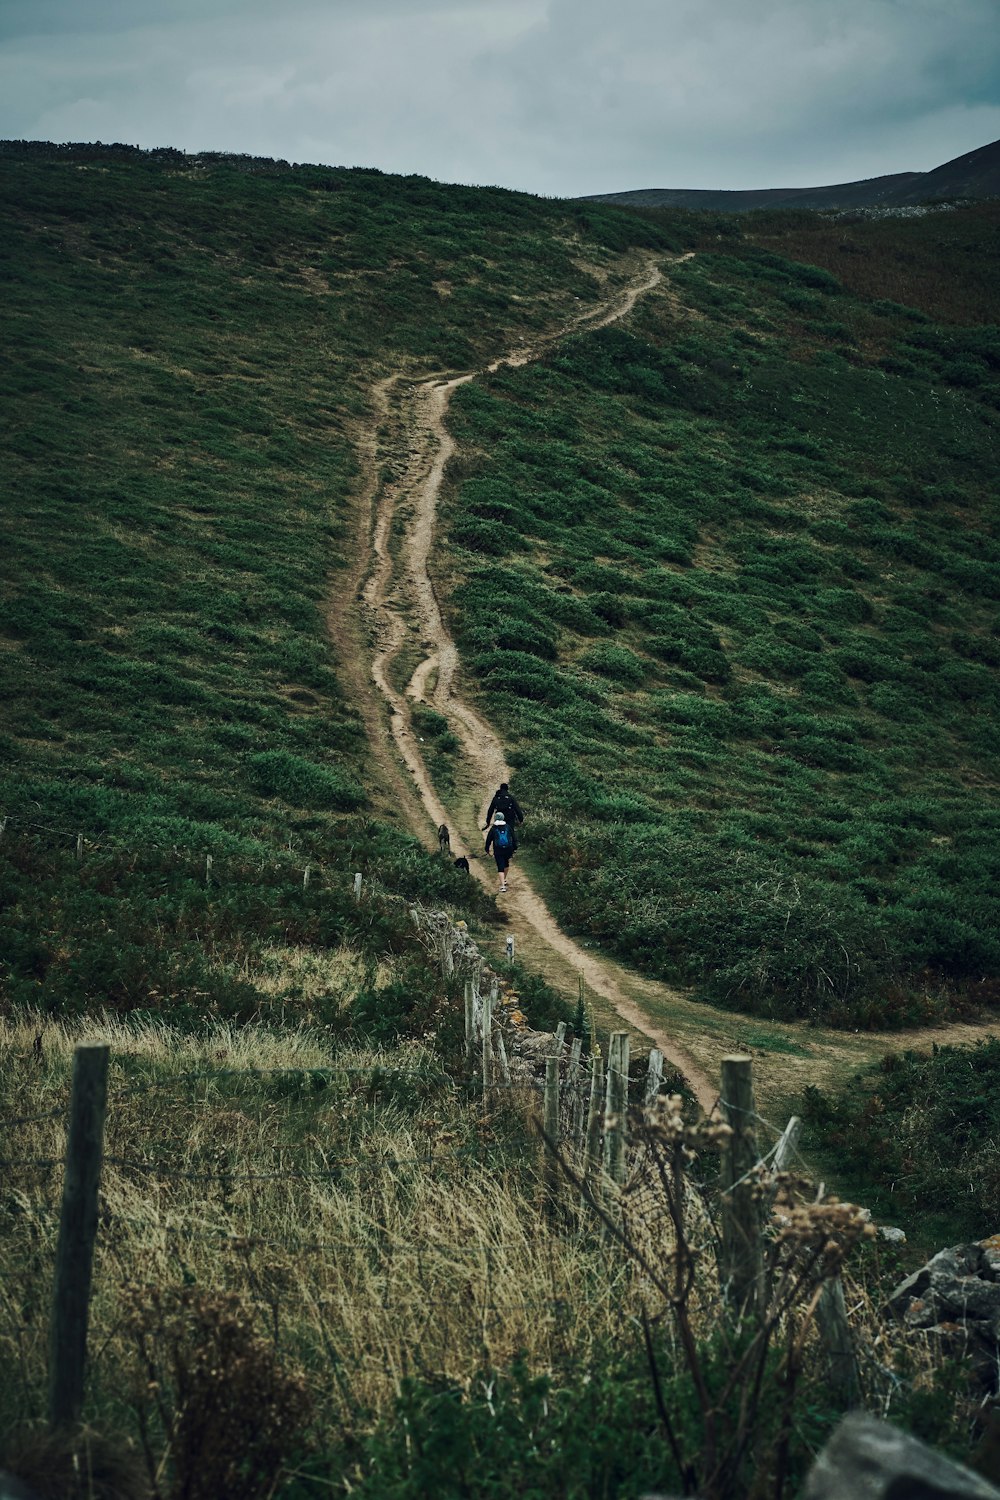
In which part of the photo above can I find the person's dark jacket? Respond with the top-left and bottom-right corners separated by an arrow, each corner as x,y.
484,788 -> 523,829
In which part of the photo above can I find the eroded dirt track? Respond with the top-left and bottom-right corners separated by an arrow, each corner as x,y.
335,255 -> 998,1121
342,259 -> 718,1112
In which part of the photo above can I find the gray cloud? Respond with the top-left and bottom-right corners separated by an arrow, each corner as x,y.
0,0 -> 997,195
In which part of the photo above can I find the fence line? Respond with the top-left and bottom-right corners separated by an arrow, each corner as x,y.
4,1038 -> 860,1427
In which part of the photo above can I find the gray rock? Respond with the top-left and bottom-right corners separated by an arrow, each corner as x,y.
803,1412 -> 1000,1500
903,1294 -> 939,1329
981,1239 -> 1000,1280
890,1245 -> 1000,1333
887,1264 -> 931,1312
931,1245 -> 987,1280
931,1274 -> 1000,1329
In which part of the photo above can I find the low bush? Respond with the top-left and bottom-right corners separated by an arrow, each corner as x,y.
801,1039 -> 1000,1242
577,643 -> 647,687
304,1343 -> 837,1500
245,751 -> 366,811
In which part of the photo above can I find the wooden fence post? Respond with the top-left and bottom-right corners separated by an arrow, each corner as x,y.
464,980 -> 476,1076
481,986 -> 494,1098
353,872 -> 363,901
772,1115 -> 802,1173
495,1028 -> 512,1086
303,864 -> 311,889
644,1047 -> 664,1109
720,1054 -> 764,1319
816,1276 -> 861,1407
48,1043 -> 110,1430
543,1056 -> 560,1205
552,1020 -> 566,1056
567,1036 -> 584,1152
767,1112 -> 858,1399
603,1031 -> 629,1187
584,1048 -> 605,1206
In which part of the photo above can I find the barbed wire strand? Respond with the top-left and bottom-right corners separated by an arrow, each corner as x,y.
0,1106 -> 66,1128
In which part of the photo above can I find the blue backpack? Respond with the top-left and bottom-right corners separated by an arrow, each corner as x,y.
495,824 -> 513,853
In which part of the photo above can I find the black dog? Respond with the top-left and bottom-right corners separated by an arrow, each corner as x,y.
454,856 -> 470,873
438,823 -> 451,855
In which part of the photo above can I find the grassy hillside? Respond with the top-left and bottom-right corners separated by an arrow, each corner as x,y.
738,198 -> 1000,327
440,202 -> 1000,1027
1,146 -> 995,1495
0,144 -> 667,1022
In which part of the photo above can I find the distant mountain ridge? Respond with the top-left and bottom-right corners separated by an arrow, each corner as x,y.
580,137 -> 1000,213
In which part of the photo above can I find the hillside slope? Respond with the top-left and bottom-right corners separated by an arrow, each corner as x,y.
582,135 -> 1000,212
5,143 -> 1000,1500
437,202 -> 1000,1027
3,144 -> 998,1042
0,141 -> 672,1030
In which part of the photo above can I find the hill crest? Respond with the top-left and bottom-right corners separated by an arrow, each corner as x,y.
581,136 -> 1000,213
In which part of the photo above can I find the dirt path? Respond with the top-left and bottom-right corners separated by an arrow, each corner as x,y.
343,258 -> 718,1113
336,253 -> 998,1123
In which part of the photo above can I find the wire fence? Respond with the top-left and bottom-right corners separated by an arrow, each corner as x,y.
0,812 -> 452,910
2,1029 -> 841,1431
0,810 -> 340,864
0,782 -> 855,1419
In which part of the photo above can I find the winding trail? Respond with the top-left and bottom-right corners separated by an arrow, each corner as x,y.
343,257 -> 717,1113
333,252 -> 999,1122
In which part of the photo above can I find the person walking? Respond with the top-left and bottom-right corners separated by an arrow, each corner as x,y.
484,811 -> 517,895
483,781 -> 524,831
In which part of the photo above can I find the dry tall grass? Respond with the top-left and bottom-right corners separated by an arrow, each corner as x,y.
0,1016 -> 649,1433
1,1013 -> 958,1500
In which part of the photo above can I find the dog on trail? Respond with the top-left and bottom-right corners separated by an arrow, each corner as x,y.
437,823 -> 451,855
454,855 -> 470,873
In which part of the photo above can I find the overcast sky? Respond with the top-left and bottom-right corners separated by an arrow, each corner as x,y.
1,0 -> 999,198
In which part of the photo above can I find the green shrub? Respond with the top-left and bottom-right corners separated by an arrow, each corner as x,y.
577,643 -> 647,687
464,618 -> 557,662
801,1039 -> 1000,1242
350,966 -> 445,1045
245,751 -> 366,810
303,1339 -> 843,1500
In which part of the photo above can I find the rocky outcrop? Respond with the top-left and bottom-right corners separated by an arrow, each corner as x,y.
886,1237 -> 1000,1391
642,1412 -> 1000,1500
802,1411 -> 1000,1499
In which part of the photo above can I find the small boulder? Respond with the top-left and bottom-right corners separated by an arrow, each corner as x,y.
981,1235 -> 1000,1279
803,1411 -> 1000,1500
888,1242 -> 1000,1370
886,1264 -> 931,1313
